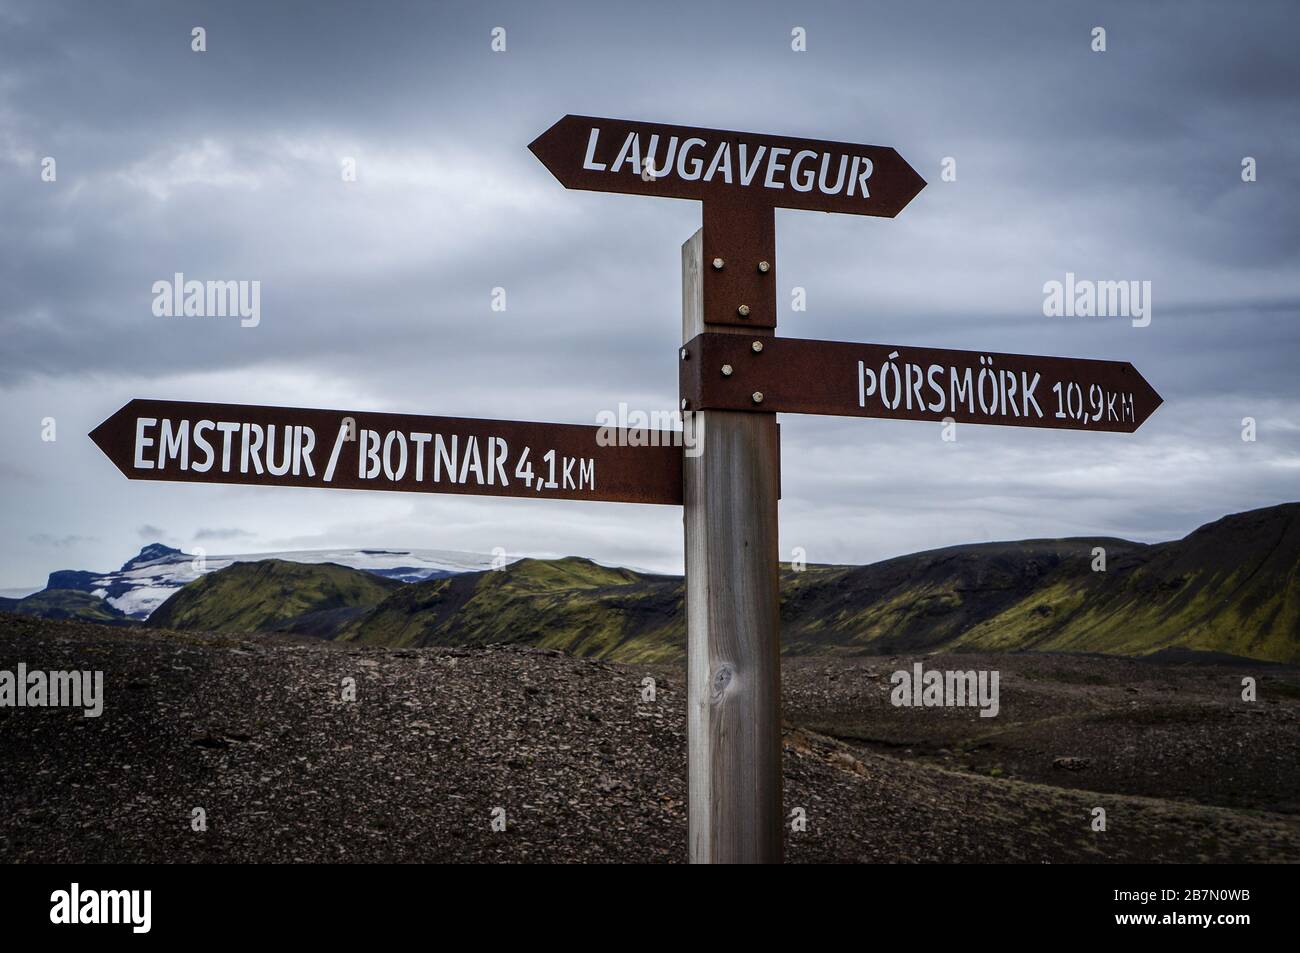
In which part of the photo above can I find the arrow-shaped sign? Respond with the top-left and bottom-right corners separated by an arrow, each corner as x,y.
90,399 -> 684,505
680,334 -> 1163,433
529,114 -> 927,218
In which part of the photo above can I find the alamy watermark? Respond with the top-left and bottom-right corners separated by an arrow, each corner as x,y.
890,663 -> 999,718
50,884 -> 150,933
152,272 -> 261,327
1043,272 -> 1151,328
1,664 -> 103,717
595,403 -> 704,457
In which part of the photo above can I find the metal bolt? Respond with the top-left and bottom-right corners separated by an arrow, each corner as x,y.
737,304 -> 751,317
680,398 -> 689,411
712,257 -> 725,270
751,340 -> 764,353
752,391 -> 764,404
757,260 -> 771,273
721,364 -> 733,377
679,347 -> 689,361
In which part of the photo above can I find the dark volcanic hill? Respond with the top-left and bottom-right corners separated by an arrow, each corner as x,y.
129,503 -> 1299,663
786,503 -> 1299,662
779,536 -> 1149,654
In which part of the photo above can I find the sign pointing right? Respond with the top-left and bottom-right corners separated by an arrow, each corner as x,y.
680,334 -> 1163,433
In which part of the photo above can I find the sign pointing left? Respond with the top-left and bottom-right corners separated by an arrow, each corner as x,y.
89,399 -> 684,505
531,115 -> 926,330
529,114 -> 926,218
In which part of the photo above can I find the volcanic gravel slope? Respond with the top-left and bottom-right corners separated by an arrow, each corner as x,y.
1,615 -> 1296,863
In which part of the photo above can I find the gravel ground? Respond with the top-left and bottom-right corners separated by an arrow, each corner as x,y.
2,615 -> 1296,863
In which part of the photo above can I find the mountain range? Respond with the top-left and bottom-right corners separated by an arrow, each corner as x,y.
6,503 -> 1297,663
2,542 -> 509,620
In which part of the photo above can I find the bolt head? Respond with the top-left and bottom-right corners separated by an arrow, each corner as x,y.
711,257 -> 725,270
737,304 -> 751,317
758,260 -> 771,273
680,398 -> 689,411
751,340 -> 764,353
721,364 -> 733,377
752,391 -> 764,404
679,347 -> 689,360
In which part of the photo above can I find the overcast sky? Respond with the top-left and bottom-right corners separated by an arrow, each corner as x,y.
1,0 -> 1297,591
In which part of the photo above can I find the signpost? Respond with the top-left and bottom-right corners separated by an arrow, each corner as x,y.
90,114 -> 1162,865
528,115 -> 927,217
530,115 -> 926,329
89,399 -> 683,505
534,115 -> 932,863
681,334 -> 1163,432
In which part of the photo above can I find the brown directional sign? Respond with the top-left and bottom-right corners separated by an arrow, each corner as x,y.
89,399 -> 683,505
529,115 -> 927,218
530,115 -> 927,332
680,334 -> 1162,433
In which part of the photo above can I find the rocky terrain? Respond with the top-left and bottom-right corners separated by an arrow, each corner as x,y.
2,615 -> 1296,863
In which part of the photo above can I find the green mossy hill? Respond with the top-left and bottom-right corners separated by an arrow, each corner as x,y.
779,537 -> 1148,655
135,504 -> 1300,663
779,504 -> 1298,663
147,559 -> 403,637
953,503 -> 1300,662
340,556 -> 684,662
0,589 -> 133,626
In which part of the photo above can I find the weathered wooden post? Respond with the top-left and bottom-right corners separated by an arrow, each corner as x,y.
528,115 -> 926,863
681,227 -> 783,863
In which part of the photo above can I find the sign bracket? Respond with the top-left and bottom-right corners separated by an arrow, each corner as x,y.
701,202 -> 776,328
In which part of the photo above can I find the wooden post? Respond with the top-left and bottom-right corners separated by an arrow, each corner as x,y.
682,227 -> 783,863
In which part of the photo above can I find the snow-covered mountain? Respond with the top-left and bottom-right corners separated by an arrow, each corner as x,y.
43,543 -> 516,620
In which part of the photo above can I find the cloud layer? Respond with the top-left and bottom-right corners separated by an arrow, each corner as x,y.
1,0 -> 1297,588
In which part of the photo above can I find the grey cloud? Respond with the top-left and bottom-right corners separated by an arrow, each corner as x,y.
193,527 -> 255,541
28,533 -> 98,548
0,0 -> 1296,587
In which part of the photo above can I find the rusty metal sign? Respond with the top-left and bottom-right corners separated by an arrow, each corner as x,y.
530,116 -> 927,331
680,334 -> 1163,433
89,399 -> 684,505
528,115 -> 926,217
